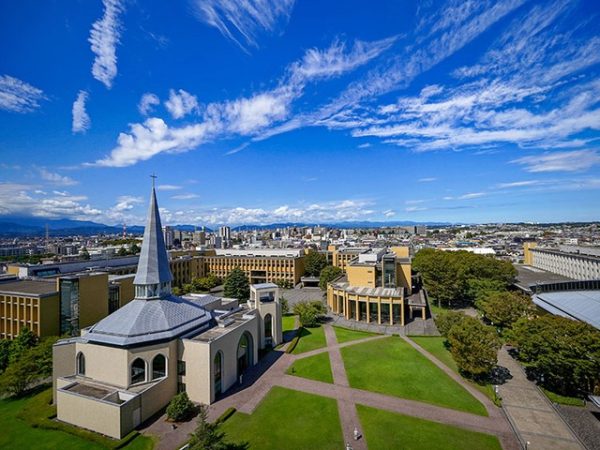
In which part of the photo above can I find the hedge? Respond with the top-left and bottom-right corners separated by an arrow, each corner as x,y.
215,407 -> 236,424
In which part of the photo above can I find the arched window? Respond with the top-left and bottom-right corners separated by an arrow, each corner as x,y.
214,351 -> 223,395
237,332 -> 254,377
264,314 -> 273,338
131,358 -> 146,384
77,352 -> 85,376
152,354 -> 166,380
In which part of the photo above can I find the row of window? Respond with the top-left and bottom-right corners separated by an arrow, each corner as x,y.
76,353 -> 167,385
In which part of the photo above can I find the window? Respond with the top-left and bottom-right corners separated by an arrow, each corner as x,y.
77,352 -> 85,376
152,354 -> 166,380
214,352 -> 222,395
177,360 -> 186,376
131,358 -> 146,384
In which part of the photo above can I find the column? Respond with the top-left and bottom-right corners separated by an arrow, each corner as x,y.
377,297 -> 381,325
401,299 -> 405,326
366,298 -> 370,323
355,299 -> 359,321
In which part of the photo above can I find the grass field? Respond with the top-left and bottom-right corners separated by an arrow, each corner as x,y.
542,388 -> 585,407
221,387 -> 343,450
292,325 -> 327,354
282,314 -> 297,333
357,405 -> 502,450
410,336 -> 497,402
333,326 -> 378,343
0,388 -> 153,450
286,352 -> 333,384
341,337 -> 487,416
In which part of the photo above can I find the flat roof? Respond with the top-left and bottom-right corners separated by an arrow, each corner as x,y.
331,281 -> 403,298
0,279 -> 57,296
531,248 -> 600,263
514,264 -> 573,291
533,290 -> 600,330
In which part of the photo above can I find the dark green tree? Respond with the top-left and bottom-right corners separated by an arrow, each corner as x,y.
510,315 -> 600,395
188,405 -> 248,450
0,340 -> 11,373
434,311 -> 466,337
304,250 -> 327,277
130,243 -> 141,254
9,327 -> 37,364
80,247 -> 90,260
118,246 -> 128,257
223,267 -> 250,300
477,291 -> 535,328
319,265 -> 343,290
447,317 -> 501,379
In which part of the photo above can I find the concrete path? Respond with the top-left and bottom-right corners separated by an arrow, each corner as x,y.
497,347 -> 583,450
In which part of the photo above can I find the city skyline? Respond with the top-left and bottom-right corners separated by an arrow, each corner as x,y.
1,0 -> 600,226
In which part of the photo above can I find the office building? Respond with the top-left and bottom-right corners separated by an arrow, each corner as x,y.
524,243 -> 600,280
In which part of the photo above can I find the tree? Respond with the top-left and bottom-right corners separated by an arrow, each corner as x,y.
510,315 -> 600,396
477,291 -> 535,328
80,247 -> 90,260
319,265 -> 343,290
9,327 -> 37,364
223,267 -> 250,300
447,317 -> 501,379
280,297 -> 289,315
188,404 -> 248,450
0,340 -> 11,374
118,247 -> 128,257
193,274 -> 221,292
130,243 -> 141,254
293,301 -> 326,327
434,311 -> 466,337
167,392 -> 196,422
304,250 -> 327,277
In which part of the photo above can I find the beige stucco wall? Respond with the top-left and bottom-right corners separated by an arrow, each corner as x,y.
182,317 -> 259,405
57,389 -> 123,439
78,273 -> 109,330
257,300 -> 282,347
52,340 -> 77,403
347,265 -> 376,287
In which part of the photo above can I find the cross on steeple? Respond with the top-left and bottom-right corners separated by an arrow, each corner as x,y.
150,173 -> 157,189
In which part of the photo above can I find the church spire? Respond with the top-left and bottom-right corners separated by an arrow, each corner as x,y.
133,178 -> 173,299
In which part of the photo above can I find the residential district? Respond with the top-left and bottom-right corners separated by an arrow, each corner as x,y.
0,186 -> 599,450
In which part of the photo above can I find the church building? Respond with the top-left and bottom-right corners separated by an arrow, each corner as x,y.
52,183 -> 282,439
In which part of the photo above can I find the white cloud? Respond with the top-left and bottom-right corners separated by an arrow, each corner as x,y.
192,0 -> 295,51
165,89 -> 200,119
418,177 -> 437,182
383,209 -> 396,217
0,75 -> 46,113
138,93 -> 160,115
38,168 -> 78,186
171,193 -> 199,200
512,149 -> 600,173
113,195 -> 143,211
89,0 -> 123,88
495,180 -> 544,188
0,183 -> 101,219
72,90 -> 91,134
157,184 -> 182,191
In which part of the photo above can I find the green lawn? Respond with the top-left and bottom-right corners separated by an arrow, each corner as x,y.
410,336 -> 497,402
221,387 -> 343,450
357,405 -> 502,450
333,326 -> 378,343
292,325 -> 327,354
0,388 -> 153,450
282,314 -> 297,333
341,337 -> 487,416
286,352 -> 333,384
542,388 -> 585,407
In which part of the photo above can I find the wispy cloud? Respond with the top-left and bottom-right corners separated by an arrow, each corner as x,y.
171,193 -> 199,200
512,149 -> 600,173
192,0 -> 295,51
418,177 -> 437,183
0,75 -> 46,113
72,90 -> 91,134
165,89 -> 200,119
89,0 -> 124,88
157,184 -> 182,191
92,36 -> 392,167
495,180 -> 544,188
138,93 -> 160,115
38,168 -> 78,186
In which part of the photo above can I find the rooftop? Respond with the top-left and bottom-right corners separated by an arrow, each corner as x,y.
331,281 -> 403,298
192,307 -> 256,342
0,279 -> 57,296
514,264 -> 573,292
533,290 -> 600,330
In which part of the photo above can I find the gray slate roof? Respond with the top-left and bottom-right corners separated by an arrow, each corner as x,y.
134,187 -> 172,286
85,295 -> 212,346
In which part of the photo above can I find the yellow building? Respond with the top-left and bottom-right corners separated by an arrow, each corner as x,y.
327,247 -> 426,326
204,249 -> 305,285
523,241 -> 538,266
329,245 -> 370,271
0,279 -> 60,339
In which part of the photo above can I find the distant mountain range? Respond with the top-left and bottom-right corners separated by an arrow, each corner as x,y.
0,216 -> 452,237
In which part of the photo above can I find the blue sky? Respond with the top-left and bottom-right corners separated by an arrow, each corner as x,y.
1,0 -> 599,226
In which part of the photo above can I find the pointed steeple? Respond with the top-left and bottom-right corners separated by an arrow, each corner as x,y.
133,179 -> 173,299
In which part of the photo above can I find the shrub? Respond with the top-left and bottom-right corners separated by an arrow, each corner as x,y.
167,392 -> 196,422
319,265 -> 343,290
293,301 -> 326,328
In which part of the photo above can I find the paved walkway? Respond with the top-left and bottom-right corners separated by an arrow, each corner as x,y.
497,347 -> 584,450
144,324 -> 521,450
